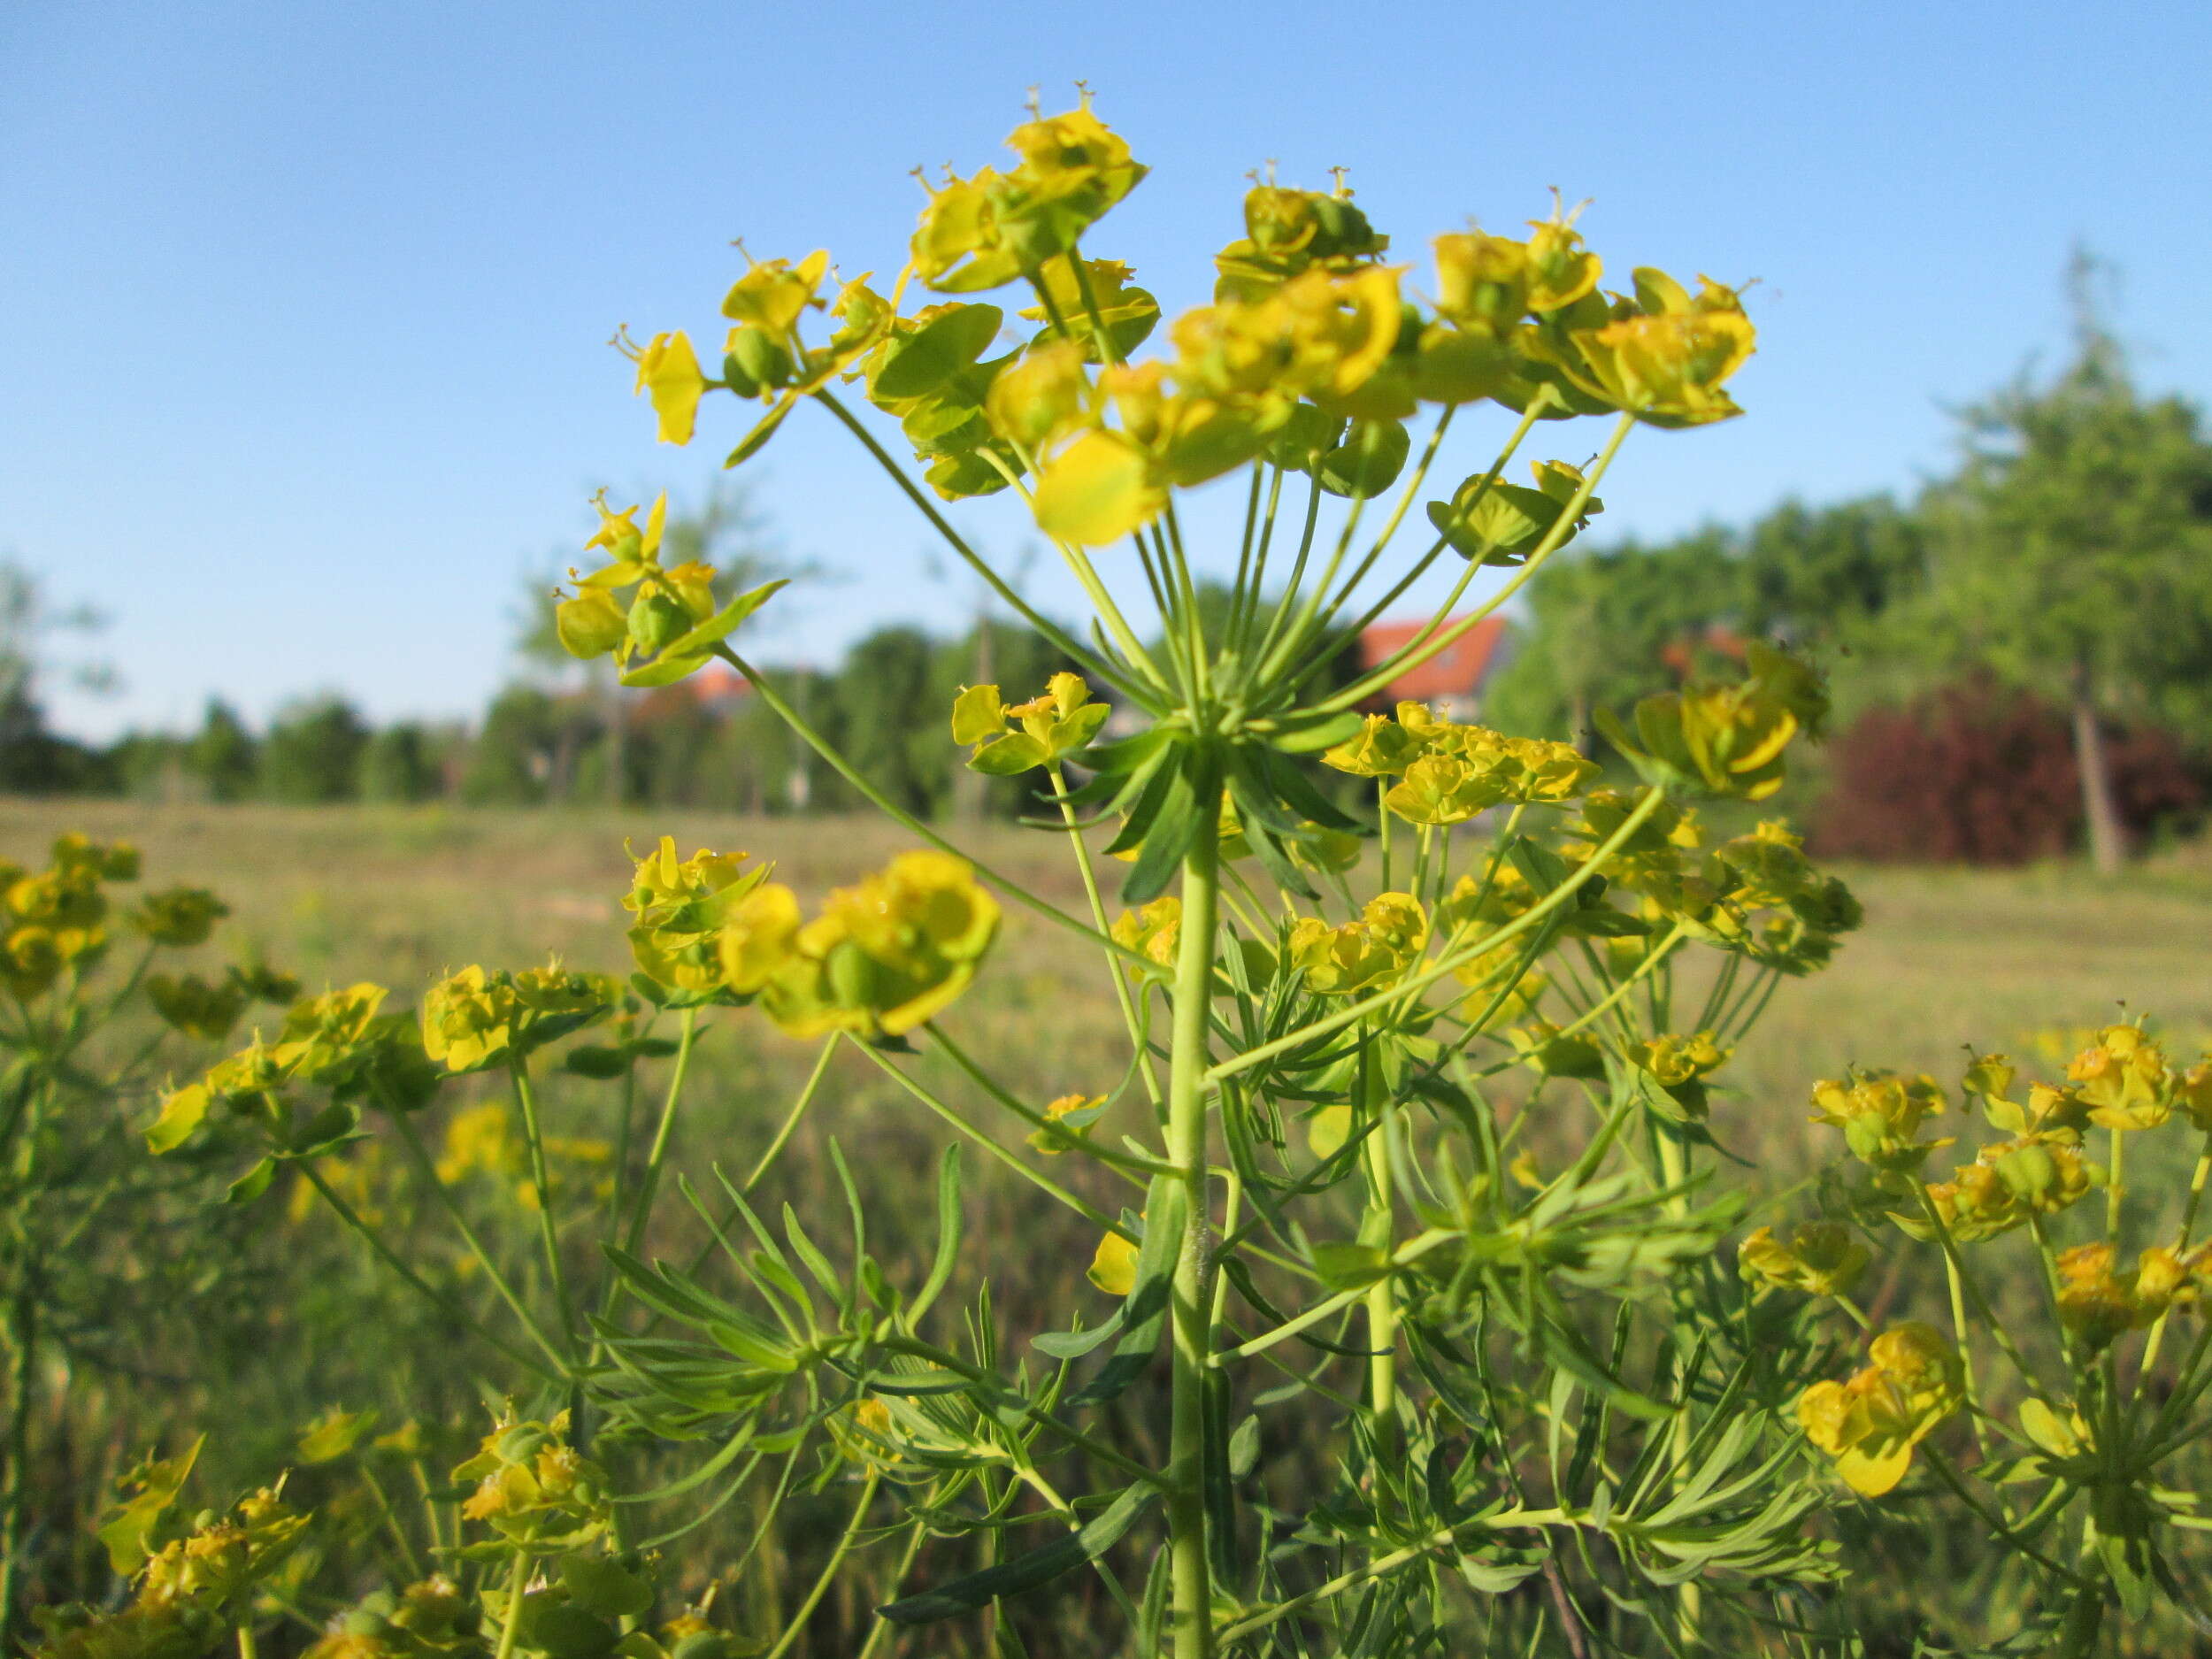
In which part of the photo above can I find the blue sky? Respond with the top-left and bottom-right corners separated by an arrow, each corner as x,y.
4,0 -> 2208,740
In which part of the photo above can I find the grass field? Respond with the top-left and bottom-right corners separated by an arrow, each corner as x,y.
12,795 -> 2212,1164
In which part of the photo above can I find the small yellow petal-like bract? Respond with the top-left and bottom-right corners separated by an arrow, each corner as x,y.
1088,1227 -> 1140,1296
634,332 -> 708,446
1032,431 -> 1165,547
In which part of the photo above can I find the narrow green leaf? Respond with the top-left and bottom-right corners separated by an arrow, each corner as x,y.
877,1480 -> 1156,1624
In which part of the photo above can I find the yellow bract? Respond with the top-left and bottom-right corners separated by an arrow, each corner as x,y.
690,850 -> 1000,1041
2066,1023 -> 2174,1132
911,102 -> 1145,294
420,964 -> 612,1073
1624,642 -> 1827,801
2052,1242 -> 2211,1351
1809,1071 -> 1951,1180
626,330 -> 709,446
950,673 -> 1110,775
1739,1221 -> 1869,1298
1288,893 -> 1426,996
1796,1322 -> 1963,1495
1088,1226 -> 1140,1296
625,837 -> 767,993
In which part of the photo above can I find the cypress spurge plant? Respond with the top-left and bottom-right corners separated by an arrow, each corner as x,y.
556,95 -> 1855,1656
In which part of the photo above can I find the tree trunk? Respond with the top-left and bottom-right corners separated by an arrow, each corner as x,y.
2070,669 -> 2128,875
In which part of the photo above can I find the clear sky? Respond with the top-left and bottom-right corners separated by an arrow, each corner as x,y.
4,0 -> 2208,740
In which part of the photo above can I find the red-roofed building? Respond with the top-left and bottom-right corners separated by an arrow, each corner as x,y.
1355,614 -> 1512,720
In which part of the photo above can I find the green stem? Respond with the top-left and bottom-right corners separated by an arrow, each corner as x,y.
491,1554 -> 530,1659
848,1039 -> 1127,1231
509,1062 -> 581,1371
1321,411 -> 1635,711
713,645 -> 1154,974
734,1039 -> 839,1196
1210,787 -> 1667,1087
388,1113 -> 569,1375
760,1471 -> 882,1659
1048,761 -> 1162,1109
0,1283 -> 35,1652
298,1159 -> 552,1379
1165,833 -> 1221,1659
1357,1027 -> 1401,1462
619,1008 -> 698,1259
813,389 -> 1159,696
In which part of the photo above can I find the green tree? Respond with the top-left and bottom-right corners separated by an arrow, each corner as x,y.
188,701 -> 259,801
259,696 -> 370,803
832,626 -> 946,818
460,686 -> 557,805
1913,255 -> 2212,872
0,560 -> 113,795
358,721 -> 444,803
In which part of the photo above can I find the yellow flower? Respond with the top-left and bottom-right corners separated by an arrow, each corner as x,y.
1809,1071 -> 1951,1180
750,852 -> 1001,1041
911,102 -> 1145,294
1739,1221 -> 1868,1298
1627,1031 -> 1731,1119
420,964 -> 611,1072
1796,1322 -> 1963,1495
626,330 -> 708,445
1029,1091 -> 1107,1155
2066,1024 -> 2173,1132
1321,712 -> 1425,779
1384,754 -> 1503,826
1088,1225 -> 1140,1295
719,250 -> 830,335
626,836 -> 764,992
950,673 -> 1110,775
1620,642 -> 1826,801
1287,893 -> 1425,995
1110,896 -> 1181,972
1545,273 -> 1756,426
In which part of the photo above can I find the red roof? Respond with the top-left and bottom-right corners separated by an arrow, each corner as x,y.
685,664 -> 753,706
1357,614 -> 1509,704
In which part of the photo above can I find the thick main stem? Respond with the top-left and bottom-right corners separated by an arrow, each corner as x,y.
1357,1027 -> 1400,1463
1165,833 -> 1221,1659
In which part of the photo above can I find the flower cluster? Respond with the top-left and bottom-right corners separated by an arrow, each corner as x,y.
623,837 -> 771,995
1287,893 -> 1427,995
1323,702 -> 1596,819
148,981 -> 442,1164
421,965 -> 615,1073
609,96 -> 1759,561
950,672 -> 1110,776
453,1410 -> 611,1553
1738,1220 -> 1870,1298
554,494 -> 783,687
0,833 -> 142,999
1795,1322 -> 1965,1496
1604,641 -> 1829,802
628,848 -> 1002,1041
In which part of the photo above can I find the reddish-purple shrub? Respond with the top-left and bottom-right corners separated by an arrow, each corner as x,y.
1812,681 -> 2204,864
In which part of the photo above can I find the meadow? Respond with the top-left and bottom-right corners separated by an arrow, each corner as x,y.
15,795 -> 2210,1154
